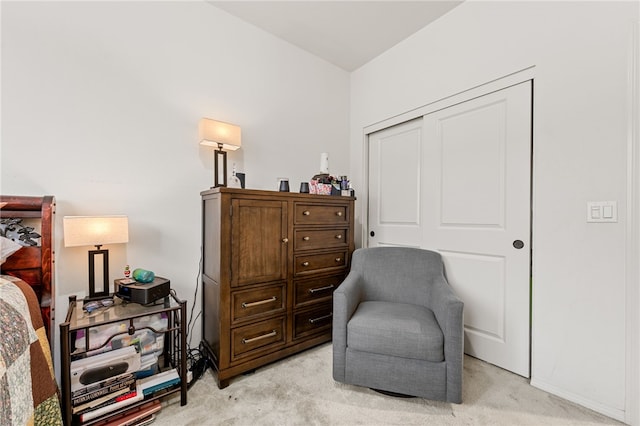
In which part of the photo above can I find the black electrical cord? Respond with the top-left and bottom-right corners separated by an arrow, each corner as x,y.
180,246 -> 208,389
186,347 -> 209,390
186,246 -> 204,349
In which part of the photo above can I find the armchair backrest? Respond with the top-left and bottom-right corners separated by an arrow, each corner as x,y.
350,247 -> 445,306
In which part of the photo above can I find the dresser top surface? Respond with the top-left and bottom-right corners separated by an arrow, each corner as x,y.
200,187 -> 356,201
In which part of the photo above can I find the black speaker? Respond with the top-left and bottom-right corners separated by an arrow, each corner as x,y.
79,362 -> 129,385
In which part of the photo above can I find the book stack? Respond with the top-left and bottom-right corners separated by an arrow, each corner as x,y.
91,400 -> 162,426
71,347 -> 181,423
70,346 -> 143,423
77,385 -> 144,423
72,373 -> 136,411
138,368 -> 180,397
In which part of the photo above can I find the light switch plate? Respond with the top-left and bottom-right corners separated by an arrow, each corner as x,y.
587,201 -> 618,223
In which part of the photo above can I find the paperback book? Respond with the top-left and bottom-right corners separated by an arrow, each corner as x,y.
72,373 -> 135,405
72,387 -> 134,415
78,384 -> 144,423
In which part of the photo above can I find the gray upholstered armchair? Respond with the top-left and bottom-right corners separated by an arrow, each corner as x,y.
332,247 -> 464,403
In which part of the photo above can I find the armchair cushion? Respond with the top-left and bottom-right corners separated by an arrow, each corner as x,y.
347,301 -> 444,362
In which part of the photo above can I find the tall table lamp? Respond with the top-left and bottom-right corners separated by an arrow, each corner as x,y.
63,215 -> 129,301
199,118 -> 242,187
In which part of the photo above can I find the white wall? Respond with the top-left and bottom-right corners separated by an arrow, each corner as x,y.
3,0 -> 638,422
1,1 -> 349,378
350,0 -> 637,421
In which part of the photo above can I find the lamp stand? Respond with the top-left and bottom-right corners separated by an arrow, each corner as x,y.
86,245 -> 111,301
214,143 -> 227,188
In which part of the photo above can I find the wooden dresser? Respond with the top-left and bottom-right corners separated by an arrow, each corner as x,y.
201,188 -> 355,388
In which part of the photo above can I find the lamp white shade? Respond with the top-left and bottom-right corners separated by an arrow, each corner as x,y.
63,216 -> 129,247
199,118 -> 242,151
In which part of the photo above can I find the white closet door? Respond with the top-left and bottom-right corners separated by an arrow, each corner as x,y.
367,81 -> 532,377
422,81 -> 532,377
368,118 -> 423,248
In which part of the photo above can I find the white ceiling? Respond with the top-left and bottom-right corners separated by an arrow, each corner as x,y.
208,1 -> 464,71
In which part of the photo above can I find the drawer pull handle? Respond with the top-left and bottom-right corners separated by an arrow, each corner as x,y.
302,236 -> 310,241
335,234 -> 342,239
309,313 -> 333,324
308,284 -> 335,294
335,258 -> 342,263
282,238 -> 289,243
336,211 -> 343,217
302,261 -> 310,267
303,210 -> 310,216
242,330 -> 277,344
241,296 -> 277,308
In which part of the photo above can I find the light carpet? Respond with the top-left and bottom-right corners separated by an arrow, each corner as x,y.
153,343 -> 620,425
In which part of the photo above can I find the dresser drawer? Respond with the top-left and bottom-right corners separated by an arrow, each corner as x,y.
293,304 -> 333,340
294,228 -> 349,251
294,274 -> 343,307
294,250 -> 348,277
294,203 -> 349,225
231,317 -> 286,361
231,283 -> 286,324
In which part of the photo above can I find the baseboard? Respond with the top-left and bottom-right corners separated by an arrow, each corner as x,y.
530,378 -> 625,423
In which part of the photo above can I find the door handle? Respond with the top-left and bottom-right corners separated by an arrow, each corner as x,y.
513,240 -> 524,249
370,231 -> 375,237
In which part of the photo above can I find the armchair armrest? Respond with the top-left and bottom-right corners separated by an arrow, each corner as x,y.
332,271 -> 364,381
429,276 -> 464,403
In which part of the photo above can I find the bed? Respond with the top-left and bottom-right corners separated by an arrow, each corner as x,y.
1,195 -> 62,425
0,195 -> 55,343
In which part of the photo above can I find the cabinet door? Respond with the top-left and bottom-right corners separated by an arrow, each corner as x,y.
231,199 -> 287,287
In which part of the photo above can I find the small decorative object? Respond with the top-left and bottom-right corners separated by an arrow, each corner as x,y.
236,172 -> 246,189
320,152 -> 330,174
299,182 -> 310,193
309,173 -> 339,195
124,264 -> 131,278
340,176 -> 349,190
307,154 -> 348,195
278,178 -> 290,192
132,268 -> 155,283
228,163 -> 242,188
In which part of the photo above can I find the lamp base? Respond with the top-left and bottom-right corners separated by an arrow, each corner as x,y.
83,293 -> 114,303
214,147 -> 227,187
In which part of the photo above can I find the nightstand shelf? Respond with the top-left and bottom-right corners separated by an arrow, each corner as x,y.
60,293 -> 187,425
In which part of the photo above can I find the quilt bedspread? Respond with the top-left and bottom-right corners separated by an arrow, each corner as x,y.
0,275 -> 62,425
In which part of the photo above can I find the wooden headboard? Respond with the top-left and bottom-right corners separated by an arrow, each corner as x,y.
0,195 -> 55,346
